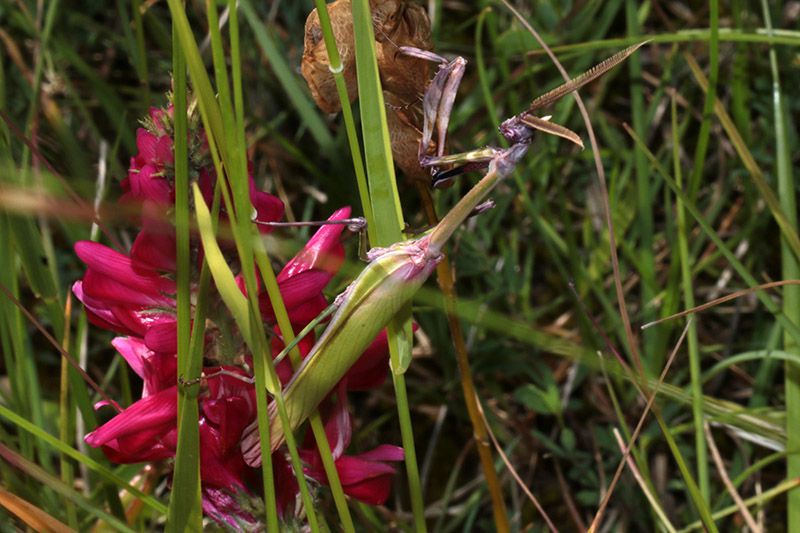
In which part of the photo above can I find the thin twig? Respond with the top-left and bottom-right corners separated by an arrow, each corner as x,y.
588,319 -> 691,532
704,422 -> 761,532
612,428 -> 678,533
642,279 -> 800,329
474,390 -> 559,532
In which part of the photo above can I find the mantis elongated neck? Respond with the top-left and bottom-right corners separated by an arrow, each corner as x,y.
427,167 -> 501,256
428,142 -> 530,256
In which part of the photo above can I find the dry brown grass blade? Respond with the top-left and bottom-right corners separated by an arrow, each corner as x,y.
520,115 -> 584,148
587,320 -> 691,532
641,279 -> 800,329
611,429 -> 677,532
474,392 -> 559,532
0,486 -> 73,533
527,41 -> 648,112
703,422 -> 761,533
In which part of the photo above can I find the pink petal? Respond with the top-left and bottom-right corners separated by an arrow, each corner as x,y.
136,128 -> 158,162
153,135 -> 174,166
337,470 -> 394,505
73,281 -> 130,334
128,164 -> 172,204
334,452 -> 400,485
144,320 -> 177,354
75,241 -> 175,295
130,212 -> 176,272
279,206 -> 350,280
260,270 -> 331,322
277,269 -> 331,306
108,306 -> 158,337
248,178 -> 284,230
85,386 -> 177,448
199,423 -> 249,490
111,337 -> 149,379
82,269 -> 174,308
354,444 -> 405,463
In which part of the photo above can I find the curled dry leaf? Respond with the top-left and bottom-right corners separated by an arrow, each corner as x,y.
301,0 -> 434,180
373,1 -> 432,104
385,91 -> 430,181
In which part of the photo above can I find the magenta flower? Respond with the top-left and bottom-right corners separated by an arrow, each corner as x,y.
300,386 -> 404,505
77,103 -> 405,526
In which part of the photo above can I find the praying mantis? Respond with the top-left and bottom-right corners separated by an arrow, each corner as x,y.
239,41 -> 646,462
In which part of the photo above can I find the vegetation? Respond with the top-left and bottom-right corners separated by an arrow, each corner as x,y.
0,0 -> 799,530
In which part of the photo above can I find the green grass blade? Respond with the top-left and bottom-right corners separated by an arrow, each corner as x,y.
350,1 -> 425,530
165,0 -> 228,163
193,184 -> 252,345
687,0 -> 718,200
758,2 -> 800,530
0,403 -> 167,514
311,0 -> 374,232
0,442 -> 134,533
672,95 -> 709,503
166,22 -> 203,530
625,0 -> 658,373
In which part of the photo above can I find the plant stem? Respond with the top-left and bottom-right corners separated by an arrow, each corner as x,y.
350,0 -> 426,529
626,0 -> 658,373
417,183 -> 510,532
166,18 -> 204,529
673,95 -> 708,504
311,0 -> 374,235
759,2 -> 800,531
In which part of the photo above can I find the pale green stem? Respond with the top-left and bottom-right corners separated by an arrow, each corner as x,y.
673,95 -> 708,504
311,0 -> 374,235
759,2 -> 800,531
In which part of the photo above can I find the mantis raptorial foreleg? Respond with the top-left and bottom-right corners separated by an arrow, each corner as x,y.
402,42 -> 647,186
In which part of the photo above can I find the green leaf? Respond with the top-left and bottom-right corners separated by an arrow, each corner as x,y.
514,383 -> 561,416
192,184 -> 251,344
